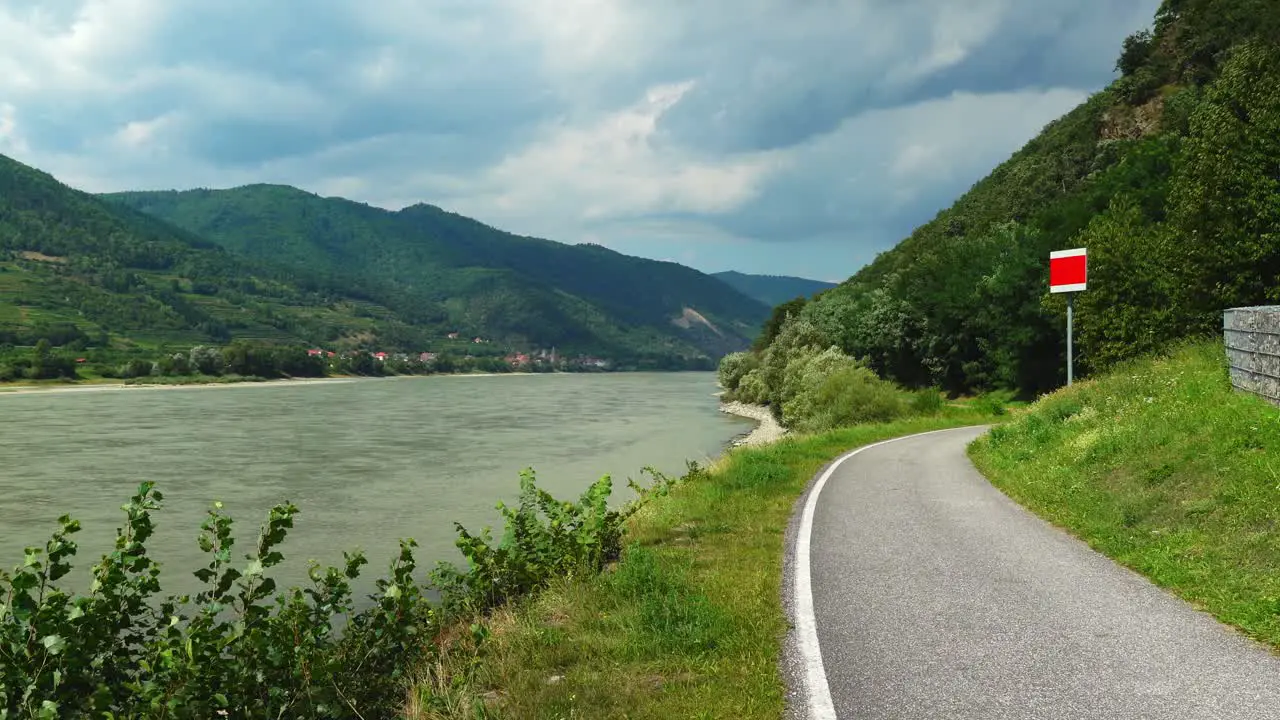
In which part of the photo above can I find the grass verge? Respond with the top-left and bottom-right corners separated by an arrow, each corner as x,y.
969,341 -> 1280,651
411,405 -> 999,719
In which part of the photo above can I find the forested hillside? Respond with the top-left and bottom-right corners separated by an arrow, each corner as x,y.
749,0 -> 1279,397
0,151 -> 767,370
0,153 -> 418,352
104,186 -> 769,363
712,271 -> 836,307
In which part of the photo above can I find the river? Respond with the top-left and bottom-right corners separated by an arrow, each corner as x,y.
0,372 -> 750,599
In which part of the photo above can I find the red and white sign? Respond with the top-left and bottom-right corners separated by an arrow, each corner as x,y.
1049,248 -> 1087,294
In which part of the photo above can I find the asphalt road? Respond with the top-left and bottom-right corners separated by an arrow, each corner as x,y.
793,426 -> 1280,720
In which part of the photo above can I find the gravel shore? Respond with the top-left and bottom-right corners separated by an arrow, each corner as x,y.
721,401 -> 788,447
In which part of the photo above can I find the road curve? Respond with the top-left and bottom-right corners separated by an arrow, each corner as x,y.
785,426 -> 1280,720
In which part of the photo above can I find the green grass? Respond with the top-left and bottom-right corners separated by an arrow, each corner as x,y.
969,341 -> 1280,650
411,405 -> 1000,719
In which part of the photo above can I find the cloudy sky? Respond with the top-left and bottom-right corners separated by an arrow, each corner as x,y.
0,0 -> 1159,282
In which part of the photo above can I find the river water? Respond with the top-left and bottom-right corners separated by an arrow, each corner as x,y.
0,372 -> 749,599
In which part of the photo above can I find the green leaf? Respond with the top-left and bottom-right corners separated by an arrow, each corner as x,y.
40,634 -> 66,656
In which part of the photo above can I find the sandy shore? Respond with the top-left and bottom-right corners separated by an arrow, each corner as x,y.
720,401 -> 788,447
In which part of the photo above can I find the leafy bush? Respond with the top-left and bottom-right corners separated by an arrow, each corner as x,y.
909,388 -> 945,415
0,483 -> 431,719
430,469 -> 638,615
716,352 -> 758,393
756,318 -> 829,409
734,368 -> 769,405
778,346 -> 862,428
791,365 -> 906,432
1,465 -> 699,716
974,390 -> 1014,417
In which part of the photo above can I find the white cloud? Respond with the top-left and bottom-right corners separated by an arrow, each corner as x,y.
0,104 -> 27,154
111,113 -> 177,150
0,0 -> 168,96
446,81 -> 788,237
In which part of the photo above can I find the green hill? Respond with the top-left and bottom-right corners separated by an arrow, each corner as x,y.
758,0 -> 1280,396
0,152 -> 767,369
0,153 -> 418,352
712,271 -> 836,307
103,185 -> 769,365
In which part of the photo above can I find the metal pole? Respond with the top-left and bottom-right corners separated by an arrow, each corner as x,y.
1067,292 -> 1074,387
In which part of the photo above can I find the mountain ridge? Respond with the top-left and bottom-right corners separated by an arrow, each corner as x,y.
0,153 -> 768,369
712,270 -> 836,307
102,183 -> 770,363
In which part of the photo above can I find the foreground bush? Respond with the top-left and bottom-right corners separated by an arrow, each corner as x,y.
0,466 -> 683,718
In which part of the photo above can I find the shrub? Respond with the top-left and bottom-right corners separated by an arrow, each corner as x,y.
778,346 -> 860,428
716,352 -> 757,393
0,463 -> 699,717
189,345 -> 223,376
909,388 -> 945,415
974,390 -> 1014,416
785,365 -> 905,433
430,468 -> 638,615
0,483 -> 434,719
757,317 -> 829,408
735,368 -> 769,405
118,358 -> 154,379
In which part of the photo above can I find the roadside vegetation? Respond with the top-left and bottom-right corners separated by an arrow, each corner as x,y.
716,316 -> 1013,434
0,468 -> 653,718
408,405 -> 1005,718
969,341 -> 1280,650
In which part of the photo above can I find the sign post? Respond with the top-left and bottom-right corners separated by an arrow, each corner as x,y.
1049,248 -> 1087,386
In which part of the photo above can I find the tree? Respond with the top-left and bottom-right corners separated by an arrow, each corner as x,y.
752,297 -> 808,352
1116,30 -> 1154,76
1166,41 -> 1280,320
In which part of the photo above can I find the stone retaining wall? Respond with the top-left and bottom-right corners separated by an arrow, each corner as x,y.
1224,306 -> 1280,406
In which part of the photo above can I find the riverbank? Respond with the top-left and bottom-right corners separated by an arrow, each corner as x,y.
0,369 -> 566,397
720,400 -> 788,447
0,375 -> 359,396
410,402 -> 1003,718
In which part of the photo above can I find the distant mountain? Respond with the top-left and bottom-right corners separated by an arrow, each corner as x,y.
103,185 -> 770,365
713,271 -> 836,307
